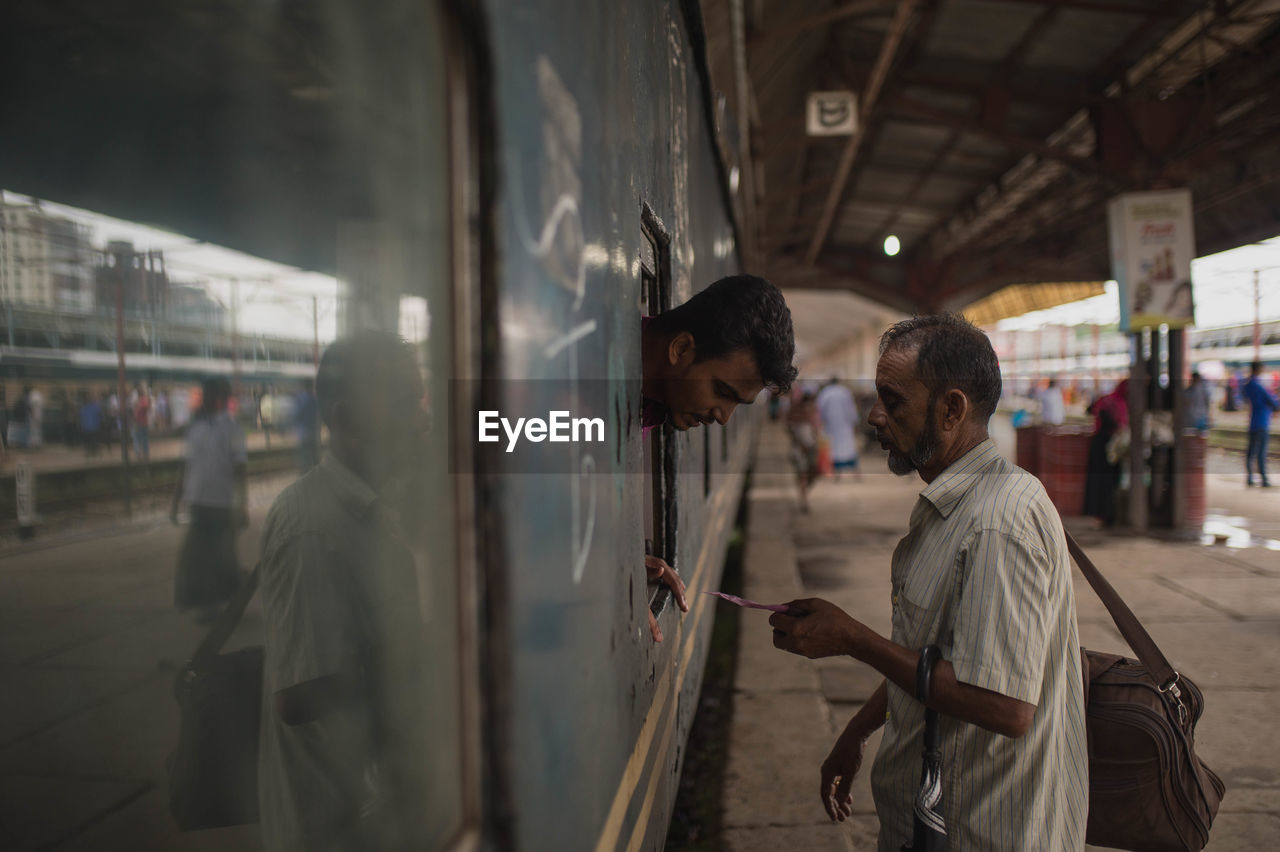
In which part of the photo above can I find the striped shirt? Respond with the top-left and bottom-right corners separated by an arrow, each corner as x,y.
870,439 -> 1088,851
259,455 -> 432,850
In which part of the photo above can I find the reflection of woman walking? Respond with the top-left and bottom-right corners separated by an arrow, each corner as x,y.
170,378 -> 249,621
1083,380 -> 1129,528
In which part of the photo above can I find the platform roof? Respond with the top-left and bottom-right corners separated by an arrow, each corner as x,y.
700,0 -> 1280,315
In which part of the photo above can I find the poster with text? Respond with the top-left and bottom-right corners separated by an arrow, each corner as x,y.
1107,188 -> 1196,331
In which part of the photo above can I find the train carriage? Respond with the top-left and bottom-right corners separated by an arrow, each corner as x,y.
2,1 -> 755,849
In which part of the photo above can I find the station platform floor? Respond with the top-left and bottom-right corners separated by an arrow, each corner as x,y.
724,421 -> 1280,851
0,430 -> 296,476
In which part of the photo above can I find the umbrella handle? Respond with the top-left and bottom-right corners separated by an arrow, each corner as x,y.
905,644 -> 948,851
916,645 -> 943,702
916,646 -> 945,763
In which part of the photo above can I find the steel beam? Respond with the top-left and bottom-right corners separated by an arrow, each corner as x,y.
747,0 -> 894,49
889,95 -> 1121,183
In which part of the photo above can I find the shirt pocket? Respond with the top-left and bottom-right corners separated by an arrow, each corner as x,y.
892,587 -> 940,653
893,567 -> 955,652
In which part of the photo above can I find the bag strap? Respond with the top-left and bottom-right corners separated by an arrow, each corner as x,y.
1063,530 -> 1180,690
190,564 -> 260,667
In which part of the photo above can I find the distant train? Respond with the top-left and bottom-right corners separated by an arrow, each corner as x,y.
993,320 -> 1280,403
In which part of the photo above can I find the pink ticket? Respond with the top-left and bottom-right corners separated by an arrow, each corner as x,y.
704,591 -> 792,613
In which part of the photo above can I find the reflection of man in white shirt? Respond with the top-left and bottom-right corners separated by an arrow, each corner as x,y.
817,378 -> 860,475
258,333 -> 437,851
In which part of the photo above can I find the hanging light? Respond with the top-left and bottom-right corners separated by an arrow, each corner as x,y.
883,235 -> 901,257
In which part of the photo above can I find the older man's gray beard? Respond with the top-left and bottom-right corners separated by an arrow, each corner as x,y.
886,407 -> 941,476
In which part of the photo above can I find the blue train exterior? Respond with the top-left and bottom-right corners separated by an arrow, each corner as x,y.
471,2 -> 755,848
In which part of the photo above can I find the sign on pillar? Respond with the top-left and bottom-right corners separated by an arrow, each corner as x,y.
806,91 -> 858,136
1107,188 -> 1196,331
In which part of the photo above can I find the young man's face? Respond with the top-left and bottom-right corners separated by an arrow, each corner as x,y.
661,344 -> 764,431
867,345 -> 940,476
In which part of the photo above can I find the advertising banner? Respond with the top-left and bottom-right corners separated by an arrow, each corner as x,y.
1107,188 -> 1196,331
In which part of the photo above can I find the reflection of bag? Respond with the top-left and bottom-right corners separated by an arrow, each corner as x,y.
169,567 -> 262,830
1066,534 -> 1224,851
1105,425 -> 1130,465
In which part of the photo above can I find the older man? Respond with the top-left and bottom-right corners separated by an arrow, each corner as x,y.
768,314 -> 1087,850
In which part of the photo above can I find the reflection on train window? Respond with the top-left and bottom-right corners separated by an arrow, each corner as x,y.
1,2 -> 475,849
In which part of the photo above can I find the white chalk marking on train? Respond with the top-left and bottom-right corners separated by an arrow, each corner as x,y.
572,453 -> 596,585
543,319 -> 597,359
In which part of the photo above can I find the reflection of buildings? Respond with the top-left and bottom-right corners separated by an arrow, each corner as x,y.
95,240 -> 169,316
0,198 -> 95,310
169,282 -> 227,329
1,195 -> 322,362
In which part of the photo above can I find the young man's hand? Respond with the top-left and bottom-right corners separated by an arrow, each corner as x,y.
644,554 -> 688,642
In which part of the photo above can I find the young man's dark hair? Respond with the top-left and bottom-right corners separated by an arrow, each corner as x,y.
879,313 -> 1002,421
646,274 -> 798,393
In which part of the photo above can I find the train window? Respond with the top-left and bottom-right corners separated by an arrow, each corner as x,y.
1,2 -> 477,849
638,204 -> 678,623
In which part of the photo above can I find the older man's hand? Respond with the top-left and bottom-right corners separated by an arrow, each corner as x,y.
768,598 -> 862,659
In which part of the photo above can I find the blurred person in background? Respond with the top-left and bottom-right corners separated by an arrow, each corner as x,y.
817,376 -> 861,478
155,388 -> 171,430
1084,379 -> 1129,528
1185,371 -> 1211,434
259,387 -> 275,449
294,384 -> 319,473
79,391 -> 103,457
1040,377 -> 1065,426
170,377 -> 248,622
1244,360 -> 1279,488
27,385 -> 44,447
258,332 -> 434,850
106,390 -> 121,449
132,384 -> 152,461
787,389 -> 821,513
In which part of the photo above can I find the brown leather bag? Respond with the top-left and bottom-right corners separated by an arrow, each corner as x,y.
1066,533 -> 1225,852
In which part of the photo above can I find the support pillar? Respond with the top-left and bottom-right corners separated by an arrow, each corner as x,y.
1169,328 -> 1188,533
1127,331 -> 1148,531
